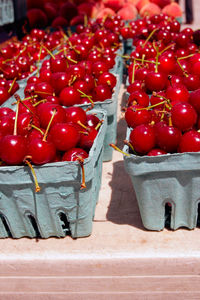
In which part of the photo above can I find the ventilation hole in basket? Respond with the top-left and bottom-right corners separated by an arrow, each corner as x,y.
27,215 -> 41,238
58,213 -> 71,236
164,203 -> 172,229
196,203 -> 200,227
0,214 -> 12,237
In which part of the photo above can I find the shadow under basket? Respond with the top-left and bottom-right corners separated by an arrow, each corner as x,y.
123,127 -> 200,231
0,109 -> 107,239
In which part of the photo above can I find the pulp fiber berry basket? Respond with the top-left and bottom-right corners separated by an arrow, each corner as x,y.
123,127 -> 200,231
0,109 -> 107,239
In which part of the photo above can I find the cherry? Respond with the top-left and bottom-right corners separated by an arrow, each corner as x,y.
73,80 -> 91,94
129,124 -> 156,155
34,82 -> 54,99
59,86 -> 81,106
78,127 -> 98,151
50,72 -> 71,95
17,113 -> 40,136
50,56 -> 67,73
92,61 -> 109,77
0,87 -> 9,105
62,148 -> 88,161
65,107 -> 87,125
145,71 -> 167,92
179,130 -> 200,153
128,90 -> 149,107
27,137 -> 56,165
147,148 -> 167,156
50,123 -> 80,151
86,114 -> 100,128
155,123 -> 182,153
0,107 -> 14,117
0,135 -> 27,165
0,116 -> 14,136
36,103 -> 66,129
127,81 -> 145,93
182,74 -> 200,91
39,68 -> 52,83
165,84 -> 189,103
92,85 -> 112,102
171,102 -> 197,132
125,105 -> 151,128
189,89 -> 200,114
97,72 -> 116,89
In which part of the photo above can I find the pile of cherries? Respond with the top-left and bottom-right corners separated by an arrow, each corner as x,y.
124,14 -> 200,156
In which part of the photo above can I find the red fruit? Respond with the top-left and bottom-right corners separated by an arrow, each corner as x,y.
155,123 -> 182,153
92,85 -> 112,102
171,102 -> 197,132
128,90 -> 149,107
0,116 -> 14,136
97,72 -> 117,89
17,113 -> 40,136
0,107 -> 14,118
125,105 -> 151,128
166,84 -> 189,103
50,72 -> 71,95
189,89 -> 200,114
59,86 -> 81,106
27,9 -> 48,28
35,82 -> 54,99
129,124 -> 156,155
65,107 -> 87,125
59,2 -> 78,22
145,71 -> 167,92
51,17 -> 68,28
179,130 -> 200,153
147,148 -> 167,156
62,148 -> 88,161
37,103 -> 66,129
39,69 -> 52,83
50,123 -> 80,151
0,87 -> 10,105
182,74 -> 200,91
50,56 -> 67,73
86,115 -> 100,128
27,138 -> 56,165
0,135 -> 27,165
78,127 -> 98,151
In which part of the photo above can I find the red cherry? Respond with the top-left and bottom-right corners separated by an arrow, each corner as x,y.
128,90 -> 149,107
59,86 -> 81,106
189,89 -> 200,114
179,130 -> 200,153
27,138 -> 56,165
78,127 -> 98,151
0,87 -> 10,105
62,148 -> 88,161
50,56 -> 67,73
145,71 -> 167,92
171,102 -> 197,132
92,85 -> 112,102
50,123 -> 80,151
125,105 -> 151,128
155,123 -> 182,153
0,116 -> 14,136
0,135 -> 27,165
97,72 -> 117,89
65,107 -> 87,125
166,84 -> 189,103
34,82 -> 54,99
50,72 -> 71,95
147,148 -> 167,156
36,103 -> 66,129
129,124 -> 156,155
17,113 -> 40,136
86,114 -> 100,128
182,74 -> 200,91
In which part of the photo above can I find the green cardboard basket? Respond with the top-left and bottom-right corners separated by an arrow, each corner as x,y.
0,109 -> 107,239
123,127 -> 200,231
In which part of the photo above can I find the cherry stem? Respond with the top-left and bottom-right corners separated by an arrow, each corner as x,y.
131,57 -> 159,65
168,116 -> 172,126
131,60 -> 136,84
177,53 -> 195,60
159,43 -> 176,55
65,56 -> 78,64
77,158 -> 86,189
95,120 -> 103,131
42,45 -> 55,59
77,89 -> 94,110
36,45 -> 43,77
34,91 -> 53,96
19,98 -> 36,115
13,95 -> 21,136
176,59 -> 188,77
153,93 -> 172,108
8,77 -> 17,94
31,124 -> 44,136
84,14 -> 88,27
109,143 -> 131,157
77,121 -> 90,131
33,99 -> 47,107
43,109 -> 57,142
142,28 -> 158,49
24,159 -> 41,193
123,140 -> 137,155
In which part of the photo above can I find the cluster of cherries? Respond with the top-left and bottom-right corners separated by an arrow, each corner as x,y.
123,14 -> 200,156
0,97 -> 103,190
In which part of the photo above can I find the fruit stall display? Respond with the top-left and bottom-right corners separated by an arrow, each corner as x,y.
1,4 -> 200,238
118,14 -> 200,230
